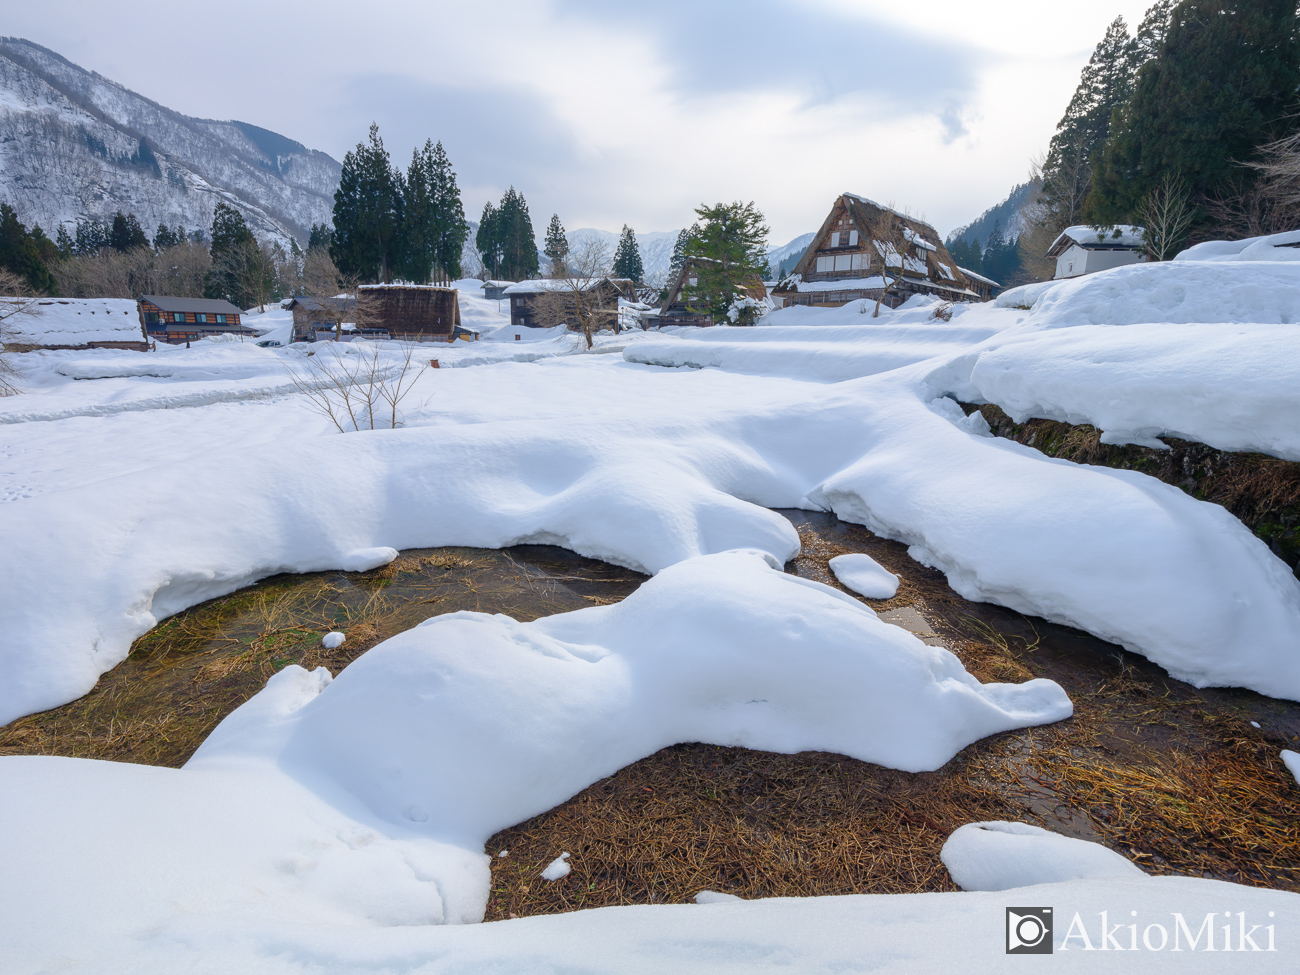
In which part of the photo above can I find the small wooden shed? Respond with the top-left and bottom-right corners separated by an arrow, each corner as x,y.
355,285 -> 463,342
284,296 -> 357,342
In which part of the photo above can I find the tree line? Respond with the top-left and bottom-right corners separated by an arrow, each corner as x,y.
1029,0 -> 1300,266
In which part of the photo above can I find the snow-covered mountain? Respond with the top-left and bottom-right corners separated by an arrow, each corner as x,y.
565,228 -> 681,285
767,232 -> 814,278
945,181 -> 1041,250
0,37 -> 340,246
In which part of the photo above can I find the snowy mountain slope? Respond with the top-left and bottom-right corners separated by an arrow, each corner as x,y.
768,232 -> 814,277
946,180 -> 1040,249
0,37 -> 340,245
566,227 -> 680,284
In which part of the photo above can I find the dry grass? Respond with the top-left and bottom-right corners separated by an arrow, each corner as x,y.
4,522 -> 1299,920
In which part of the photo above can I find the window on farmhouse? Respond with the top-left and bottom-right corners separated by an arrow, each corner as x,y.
834,254 -> 852,272
173,312 -> 185,323
216,314 -> 226,324
849,230 -> 859,246
196,314 -> 207,323
816,256 -> 832,273
830,232 -> 840,247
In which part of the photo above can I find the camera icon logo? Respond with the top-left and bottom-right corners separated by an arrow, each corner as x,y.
1006,907 -> 1053,954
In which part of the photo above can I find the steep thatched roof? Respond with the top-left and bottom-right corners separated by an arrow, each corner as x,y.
775,193 -> 974,296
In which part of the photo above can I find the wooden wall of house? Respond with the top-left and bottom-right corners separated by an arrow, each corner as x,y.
357,288 -> 460,336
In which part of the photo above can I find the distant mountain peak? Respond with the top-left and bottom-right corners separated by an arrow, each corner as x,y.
0,37 -> 340,244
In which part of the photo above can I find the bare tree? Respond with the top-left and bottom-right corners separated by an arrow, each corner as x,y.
284,341 -> 427,432
0,270 -> 39,395
1140,175 -> 1196,261
299,249 -> 368,342
530,237 -> 616,348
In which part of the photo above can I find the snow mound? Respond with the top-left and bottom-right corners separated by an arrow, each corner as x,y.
266,551 -> 1072,847
828,553 -> 899,599
694,890 -> 743,904
1023,261 -> 1300,327
321,631 -> 345,650
1177,230 -> 1300,263
541,853 -> 571,880
1283,749 -> 1300,787
941,821 -> 1146,891
937,322 -> 1300,460
338,547 -> 398,572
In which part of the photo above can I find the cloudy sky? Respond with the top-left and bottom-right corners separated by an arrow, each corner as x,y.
15,0 -> 1156,244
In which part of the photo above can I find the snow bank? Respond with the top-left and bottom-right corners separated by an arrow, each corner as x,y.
828,552 -> 899,599
1283,749 -> 1300,787
0,551 -> 1072,967
936,322 -> 1300,459
1022,261 -> 1300,327
1177,230 -> 1300,263
941,821 -> 1146,891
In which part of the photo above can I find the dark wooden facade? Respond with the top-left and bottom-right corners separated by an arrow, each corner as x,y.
355,285 -> 465,342
138,296 -> 250,344
657,260 -> 767,327
285,296 -> 357,342
771,194 -> 980,309
505,278 -> 636,330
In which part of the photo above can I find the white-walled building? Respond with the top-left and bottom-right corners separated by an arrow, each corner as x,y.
1048,225 -> 1146,279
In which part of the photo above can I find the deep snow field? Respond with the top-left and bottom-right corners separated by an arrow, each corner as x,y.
3,265 -> 1300,972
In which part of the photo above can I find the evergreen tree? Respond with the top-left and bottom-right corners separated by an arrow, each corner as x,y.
543,213 -> 568,275
55,224 -> 74,259
400,142 -> 437,284
331,123 -> 403,283
476,202 -> 502,279
205,201 -> 256,306
669,225 -> 699,275
1134,0 -> 1177,61
680,202 -> 768,322
947,236 -> 983,273
1040,16 -> 1139,228
108,211 -> 149,252
980,222 -> 1024,284
307,223 -> 333,252
612,225 -> 643,282
0,204 -> 56,293
153,223 -> 183,250
496,187 -> 539,281
74,219 -> 108,255
428,141 -> 468,281
1086,0 -> 1300,224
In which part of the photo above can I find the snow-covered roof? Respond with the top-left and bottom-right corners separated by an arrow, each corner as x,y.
4,297 -> 145,347
481,280 -> 516,288
1049,225 -> 1144,256
504,278 -> 610,295
958,267 -> 1001,287
842,192 -> 941,236
141,295 -> 243,315
356,284 -> 457,292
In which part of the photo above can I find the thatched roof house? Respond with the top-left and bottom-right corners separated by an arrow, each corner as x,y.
771,193 -> 979,309
658,259 -> 769,327
355,285 -> 466,342
4,297 -> 148,351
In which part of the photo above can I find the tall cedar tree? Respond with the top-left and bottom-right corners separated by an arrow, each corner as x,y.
612,225 -> 643,283
1040,17 -> 1138,227
1086,0 -> 1300,225
109,211 -> 148,253
307,223 -> 333,252
476,202 -> 502,279
543,214 -> 568,275
0,204 -> 56,293
497,188 -> 539,281
332,124 -> 403,283
669,225 -> 698,274
205,201 -> 255,306
428,141 -> 469,281
680,202 -> 768,322
980,222 -> 1022,284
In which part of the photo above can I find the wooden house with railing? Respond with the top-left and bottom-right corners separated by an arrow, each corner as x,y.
770,193 -> 980,309
138,296 -> 252,344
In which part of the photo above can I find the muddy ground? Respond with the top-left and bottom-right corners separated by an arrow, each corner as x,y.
2,512 -> 1297,922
